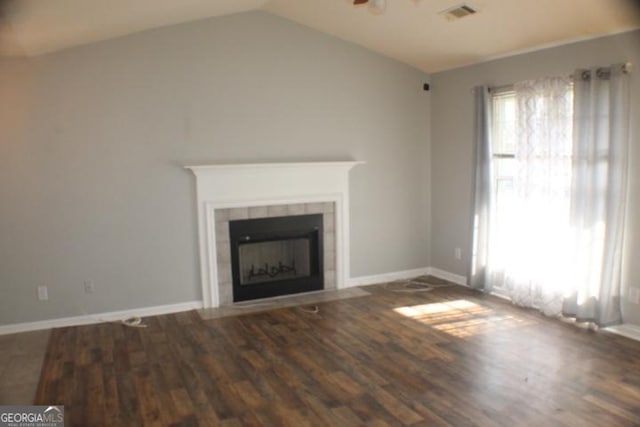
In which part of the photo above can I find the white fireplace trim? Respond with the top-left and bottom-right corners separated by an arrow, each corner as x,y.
186,161 -> 364,308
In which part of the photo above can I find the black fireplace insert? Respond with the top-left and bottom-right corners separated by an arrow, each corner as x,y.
229,214 -> 323,302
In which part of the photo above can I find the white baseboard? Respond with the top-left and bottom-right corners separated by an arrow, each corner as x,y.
427,267 -> 468,287
605,324 -> 640,342
346,267 -> 432,287
1,266 -> 468,335
0,301 -> 203,336
346,266 -> 468,288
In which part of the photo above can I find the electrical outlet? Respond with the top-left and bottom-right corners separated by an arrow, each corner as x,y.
37,285 -> 48,301
454,247 -> 462,260
628,287 -> 640,304
84,280 -> 95,294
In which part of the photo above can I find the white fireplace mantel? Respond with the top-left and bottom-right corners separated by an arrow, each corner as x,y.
185,161 -> 364,308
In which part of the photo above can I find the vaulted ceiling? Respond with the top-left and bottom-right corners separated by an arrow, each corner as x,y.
1,0 -> 638,73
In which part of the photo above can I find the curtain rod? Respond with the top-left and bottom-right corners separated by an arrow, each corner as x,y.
487,62 -> 633,93
576,62 -> 632,80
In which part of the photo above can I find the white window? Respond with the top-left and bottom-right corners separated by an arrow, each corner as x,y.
489,83 -> 574,292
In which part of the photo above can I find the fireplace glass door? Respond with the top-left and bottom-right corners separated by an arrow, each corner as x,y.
238,238 -> 311,285
229,214 -> 323,302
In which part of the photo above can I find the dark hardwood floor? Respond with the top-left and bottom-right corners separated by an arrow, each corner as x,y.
35,282 -> 640,426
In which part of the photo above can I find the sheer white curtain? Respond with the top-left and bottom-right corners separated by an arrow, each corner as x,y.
489,77 -> 574,315
471,64 -> 630,326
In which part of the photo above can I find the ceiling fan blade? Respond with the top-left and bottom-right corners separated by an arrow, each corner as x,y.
353,0 -> 368,4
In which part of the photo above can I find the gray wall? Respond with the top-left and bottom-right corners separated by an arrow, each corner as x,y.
0,11 -> 431,324
430,30 -> 640,324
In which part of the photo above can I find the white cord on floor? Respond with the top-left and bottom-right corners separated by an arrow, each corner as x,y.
229,301 -> 277,309
121,316 -> 147,328
93,316 -> 147,328
298,305 -> 320,314
80,308 -> 148,328
384,278 -> 453,293
385,282 -> 434,293
228,300 -> 320,315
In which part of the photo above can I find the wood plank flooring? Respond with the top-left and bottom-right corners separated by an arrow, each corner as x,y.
34,282 -> 640,426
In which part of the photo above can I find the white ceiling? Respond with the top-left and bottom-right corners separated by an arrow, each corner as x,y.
1,0 -> 638,73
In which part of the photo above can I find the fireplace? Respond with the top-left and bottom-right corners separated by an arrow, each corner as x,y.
185,161 -> 363,308
230,214 -> 323,302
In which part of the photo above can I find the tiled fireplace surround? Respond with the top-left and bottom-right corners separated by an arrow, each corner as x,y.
214,202 -> 337,305
186,161 -> 363,308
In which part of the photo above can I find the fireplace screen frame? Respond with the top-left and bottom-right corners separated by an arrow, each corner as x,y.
229,214 -> 324,302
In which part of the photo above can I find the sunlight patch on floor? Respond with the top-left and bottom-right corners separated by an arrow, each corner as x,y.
393,299 -> 531,338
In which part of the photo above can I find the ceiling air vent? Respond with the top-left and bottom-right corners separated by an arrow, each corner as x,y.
441,4 -> 478,20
